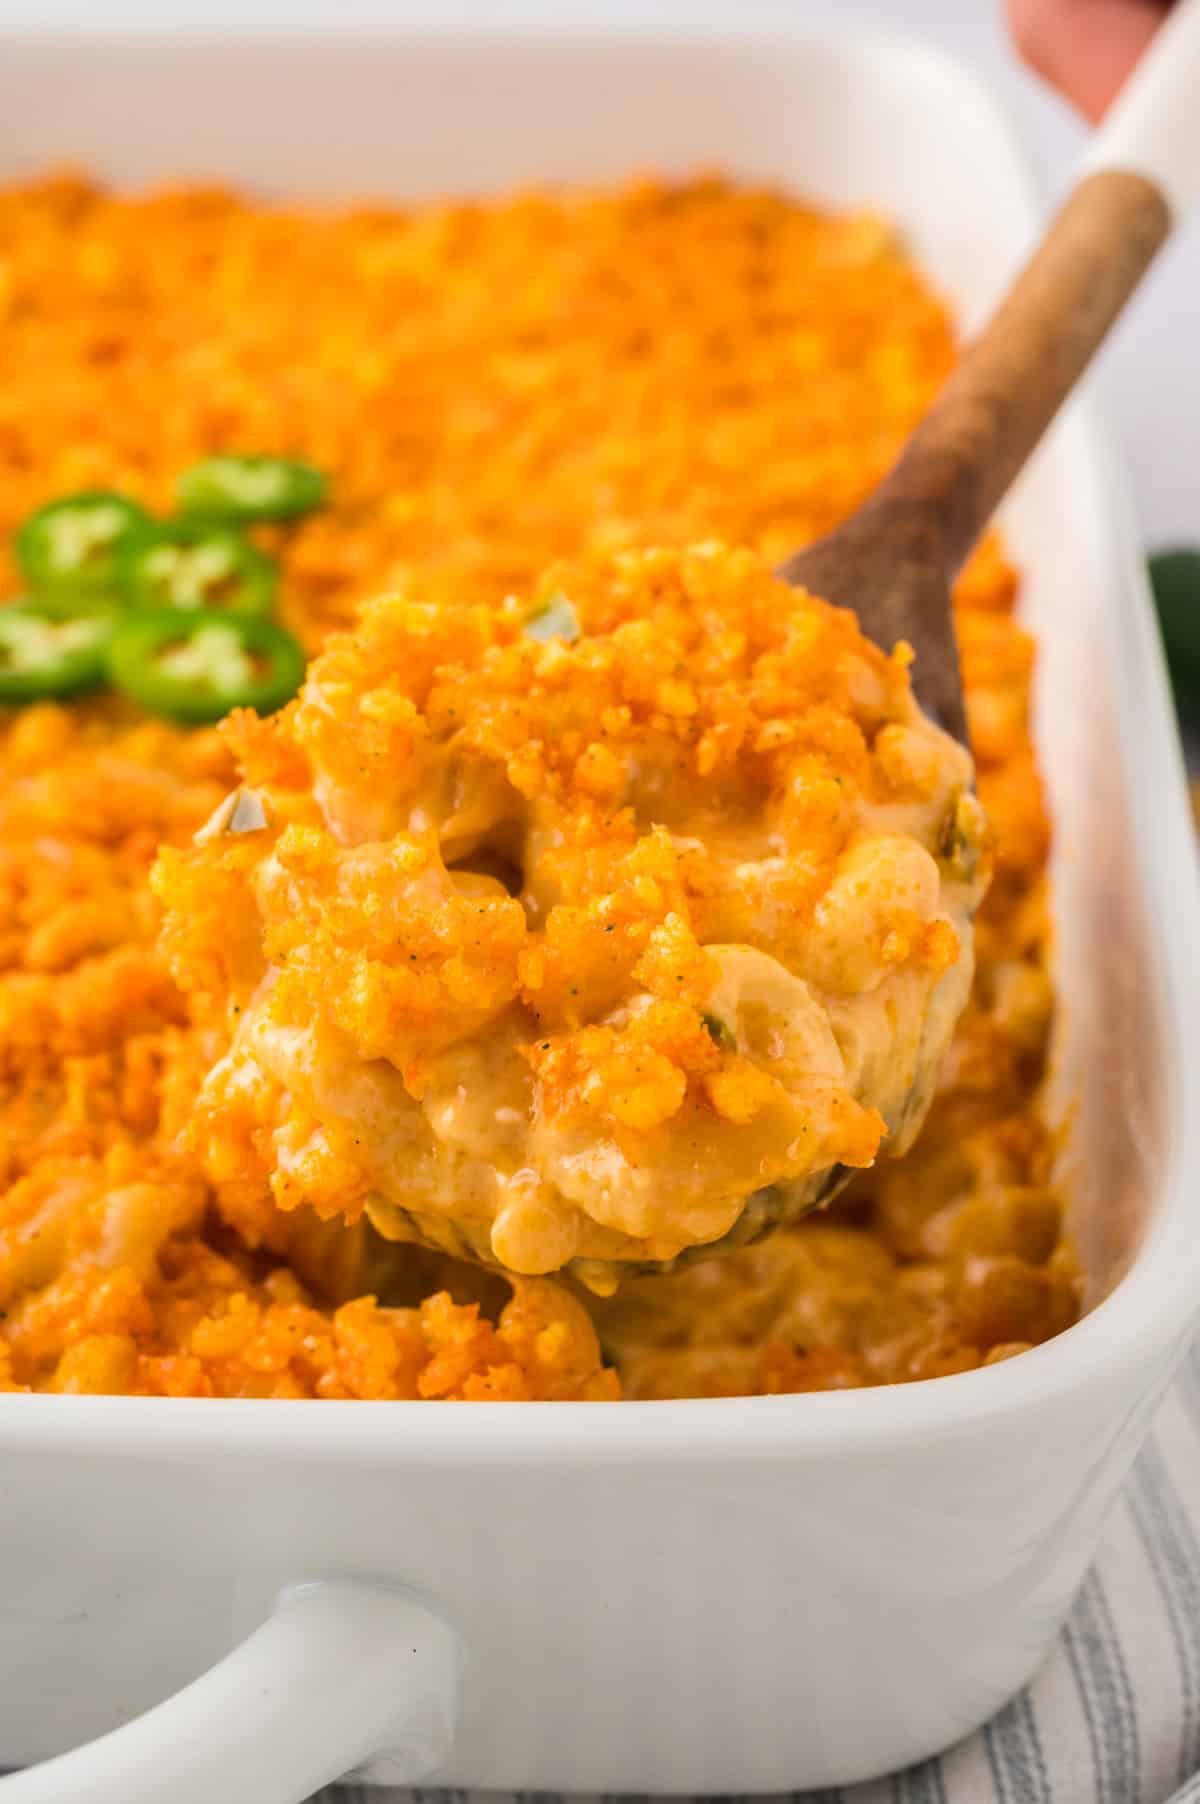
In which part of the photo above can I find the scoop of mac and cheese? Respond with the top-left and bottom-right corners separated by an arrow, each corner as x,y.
155,544 -> 989,1285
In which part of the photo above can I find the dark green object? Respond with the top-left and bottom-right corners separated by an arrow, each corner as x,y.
0,603 -> 114,703
119,521 -> 278,617
106,610 -> 306,724
701,1013 -> 736,1051
1150,549 -> 1200,716
176,455 -> 327,524
15,491 -> 152,597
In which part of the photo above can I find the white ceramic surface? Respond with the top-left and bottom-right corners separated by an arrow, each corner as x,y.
0,1583 -> 461,1803
0,21 -> 1198,1800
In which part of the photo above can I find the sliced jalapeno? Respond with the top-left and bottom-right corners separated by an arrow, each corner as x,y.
119,521 -> 278,617
15,491 -> 153,598
0,603 -> 113,704
176,455 -> 327,524
106,609 -> 306,724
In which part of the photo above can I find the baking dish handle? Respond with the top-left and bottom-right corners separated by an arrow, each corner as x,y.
0,1578 -> 461,1804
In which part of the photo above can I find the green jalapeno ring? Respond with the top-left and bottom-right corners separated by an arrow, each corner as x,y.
15,491 -> 154,596
0,602 -> 115,704
106,609 -> 307,725
176,455 -> 327,525
118,520 -> 279,618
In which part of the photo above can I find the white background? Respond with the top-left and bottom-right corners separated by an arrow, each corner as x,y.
1,0 -> 1196,549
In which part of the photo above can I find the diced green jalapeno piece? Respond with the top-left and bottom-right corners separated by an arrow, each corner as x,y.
701,1012 -> 737,1052
524,592 -> 581,643
0,603 -> 113,704
106,610 -> 306,724
119,521 -> 278,617
176,455 -> 327,524
15,491 -> 152,597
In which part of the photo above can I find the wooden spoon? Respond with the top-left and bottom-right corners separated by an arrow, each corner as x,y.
783,0 -> 1200,743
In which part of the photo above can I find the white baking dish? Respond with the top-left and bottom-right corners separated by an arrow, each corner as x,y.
1,19 -> 1199,1803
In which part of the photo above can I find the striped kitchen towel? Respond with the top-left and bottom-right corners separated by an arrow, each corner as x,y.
318,1330 -> 1200,1804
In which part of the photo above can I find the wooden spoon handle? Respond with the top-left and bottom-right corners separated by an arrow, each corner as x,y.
879,167 -> 1169,576
880,0 -> 1200,575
